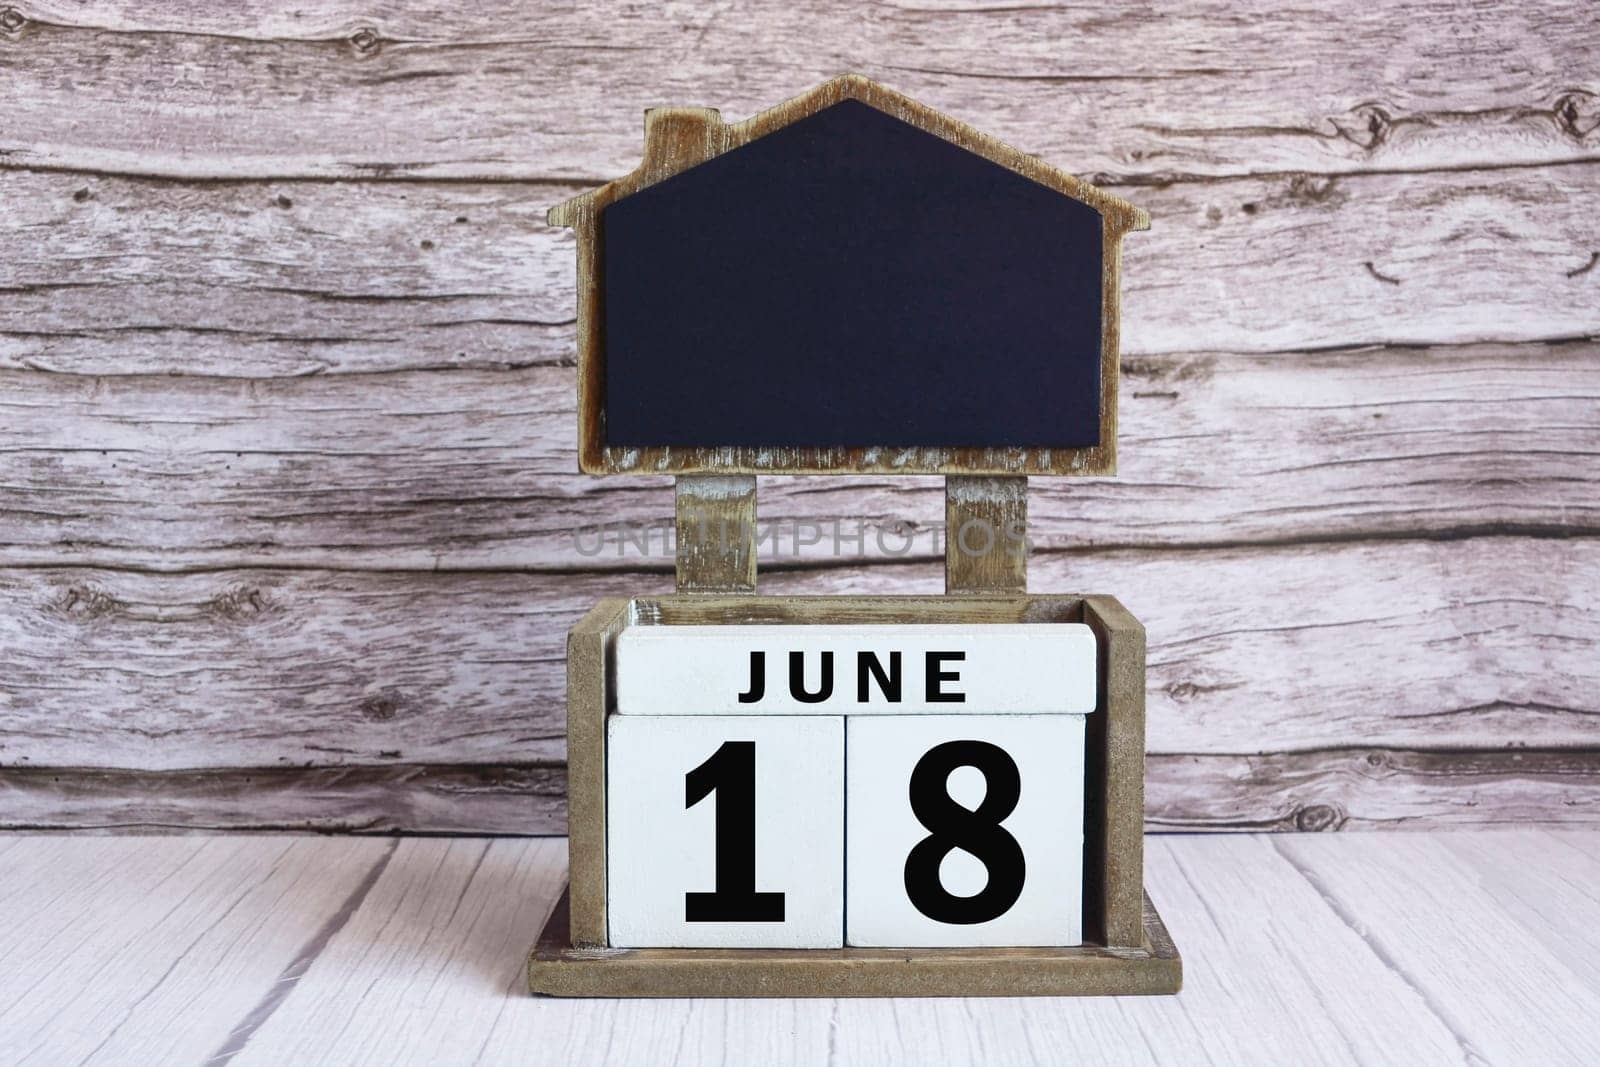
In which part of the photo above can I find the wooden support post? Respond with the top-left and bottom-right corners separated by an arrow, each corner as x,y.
945,475 -> 1028,594
1082,595 -> 1147,948
675,475 -> 758,594
565,598 -> 633,947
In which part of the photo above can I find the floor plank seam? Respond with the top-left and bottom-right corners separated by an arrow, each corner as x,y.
75,841 -> 297,1064
202,839 -> 399,1066
1267,837 -> 1487,1065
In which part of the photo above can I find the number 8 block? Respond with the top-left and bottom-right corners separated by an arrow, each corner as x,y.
845,715 -> 1086,947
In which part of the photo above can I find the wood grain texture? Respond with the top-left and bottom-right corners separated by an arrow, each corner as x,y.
0,1 -> 1595,830
1443,831 -> 1600,989
5,165 -> 1597,380
1277,833 -> 1600,1063
1083,595 -> 1146,946
6,749 -> 1595,836
0,536 -> 1592,774
945,476 -> 1028,593
4,1 -> 1596,182
15,831 -> 1563,1063
565,599 -> 629,946
225,837 -> 572,1066
674,476 -> 757,593
0,764 -> 567,833
1132,836 -> 1473,1064
3,343 -> 1595,570
530,890 -> 1180,997
0,835 -> 392,1065
1148,748 -> 1600,831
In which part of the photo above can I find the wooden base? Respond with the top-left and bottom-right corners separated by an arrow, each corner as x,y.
528,887 -> 1181,998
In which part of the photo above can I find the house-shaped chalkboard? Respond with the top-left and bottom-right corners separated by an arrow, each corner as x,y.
550,74 -> 1149,476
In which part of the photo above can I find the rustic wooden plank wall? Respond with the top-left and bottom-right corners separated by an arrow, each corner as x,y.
0,0 -> 1596,831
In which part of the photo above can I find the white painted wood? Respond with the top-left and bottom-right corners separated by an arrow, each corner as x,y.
1437,832 -> 1600,990
226,838 -> 575,1067
0,830 -> 1580,1064
1127,835 -> 1475,1065
78,831 -> 1574,1065
845,715 -> 1085,947
7,2 -> 1597,182
615,624 -> 1096,716
1277,833 -> 1600,1064
0,836 -> 389,1066
825,835 -> 1472,1065
606,715 -> 844,948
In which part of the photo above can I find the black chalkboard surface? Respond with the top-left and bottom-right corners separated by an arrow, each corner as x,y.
601,99 -> 1104,451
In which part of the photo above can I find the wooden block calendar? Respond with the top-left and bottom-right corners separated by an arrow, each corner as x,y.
529,75 -> 1182,998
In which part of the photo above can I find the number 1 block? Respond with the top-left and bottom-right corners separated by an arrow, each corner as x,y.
606,715 -> 845,948
845,714 -> 1086,947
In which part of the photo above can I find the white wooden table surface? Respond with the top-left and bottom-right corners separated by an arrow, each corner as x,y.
1,832 -> 1595,1066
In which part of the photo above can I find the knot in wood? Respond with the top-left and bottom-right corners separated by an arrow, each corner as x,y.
204,586 -> 266,620
0,7 -> 25,33
1294,803 -> 1344,832
56,585 -> 122,620
349,27 -> 381,54
1554,91 -> 1598,140
1165,681 -> 1203,702
360,691 -> 402,721
1335,103 -> 1392,151
1284,173 -> 1342,207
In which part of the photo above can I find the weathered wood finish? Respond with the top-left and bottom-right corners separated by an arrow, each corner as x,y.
0,763 -> 568,834
1,534 -> 1596,829
562,594 -> 1150,952
530,889 -> 1180,998
564,599 -> 630,947
13,832 -> 1594,1060
0,834 -> 399,1064
944,476 -> 1028,594
550,75 -> 1144,476
674,476 -> 758,593
5,540 -> 1589,767
0,2 -> 1595,831
5,2 -> 1596,183
6,168 -> 1600,381
552,592 -> 1163,988
1083,595 -> 1147,947
3,343 -> 1595,571
8,747 -> 1598,835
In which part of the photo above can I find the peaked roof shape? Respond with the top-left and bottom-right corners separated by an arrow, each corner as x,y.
550,74 -> 1147,477
551,73 -> 1149,232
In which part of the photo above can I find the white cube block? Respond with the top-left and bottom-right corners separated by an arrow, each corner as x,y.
614,624 -> 1096,716
606,715 -> 844,948
845,714 -> 1086,947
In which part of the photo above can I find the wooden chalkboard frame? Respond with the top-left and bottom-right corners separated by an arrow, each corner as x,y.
549,74 -> 1149,476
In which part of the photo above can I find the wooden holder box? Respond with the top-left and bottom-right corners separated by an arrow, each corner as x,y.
529,593 -> 1180,997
